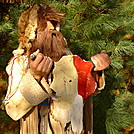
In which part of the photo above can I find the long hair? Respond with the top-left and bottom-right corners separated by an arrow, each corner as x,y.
29,4 -> 67,61
30,29 -> 67,61
17,4 -> 67,60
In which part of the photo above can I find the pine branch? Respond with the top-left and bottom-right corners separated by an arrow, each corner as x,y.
106,91 -> 134,134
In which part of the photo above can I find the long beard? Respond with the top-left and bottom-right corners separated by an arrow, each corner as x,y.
30,29 -> 67,61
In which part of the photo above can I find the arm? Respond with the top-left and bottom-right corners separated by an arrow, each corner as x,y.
91,50 -> 111,93
91,50 -> 111,71
5,54 -> 52,121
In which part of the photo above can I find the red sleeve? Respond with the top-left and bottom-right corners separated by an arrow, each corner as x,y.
73,56 -> 97,99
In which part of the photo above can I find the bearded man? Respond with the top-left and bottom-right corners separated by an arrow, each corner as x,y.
4,4 -> 111,134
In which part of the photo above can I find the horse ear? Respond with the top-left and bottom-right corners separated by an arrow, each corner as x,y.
56,23 -> 60,31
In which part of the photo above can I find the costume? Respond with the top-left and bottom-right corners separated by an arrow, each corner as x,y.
4,51 -> 105,134
4,4 -> 106,134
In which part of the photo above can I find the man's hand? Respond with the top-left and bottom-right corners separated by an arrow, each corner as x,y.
91,50 -> 111,71
30,49 -> 53,81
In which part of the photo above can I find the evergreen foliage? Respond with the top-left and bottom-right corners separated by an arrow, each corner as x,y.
106,91 -> 134,134
0,0 -> 134,133
0,3 -> 25,68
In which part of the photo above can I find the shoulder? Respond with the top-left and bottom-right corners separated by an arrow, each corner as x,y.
6,55 -> 28,75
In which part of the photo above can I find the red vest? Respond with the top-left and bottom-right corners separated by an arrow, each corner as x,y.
73,56 -> 96,99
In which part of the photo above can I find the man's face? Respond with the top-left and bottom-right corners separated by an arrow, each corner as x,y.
44,21 -> 63,62
30,20 -> 67,62
46,21 -> 60,32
